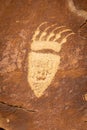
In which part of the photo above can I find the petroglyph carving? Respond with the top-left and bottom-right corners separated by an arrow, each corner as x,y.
28,22 -> 75,98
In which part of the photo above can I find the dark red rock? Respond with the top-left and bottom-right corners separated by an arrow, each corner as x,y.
0,0 -> 87,130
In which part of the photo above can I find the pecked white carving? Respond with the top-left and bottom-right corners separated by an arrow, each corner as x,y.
28,22 -> 75,98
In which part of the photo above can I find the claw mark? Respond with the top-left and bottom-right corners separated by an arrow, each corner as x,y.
47,26 -> 65,41
39,24 -> 57,41
52,26 -> 66,32
60,32 -> 75,45
53,29 -> 72,41
31,25 -> 75,52
37,22 -> 48,30
32,22 -> 48,41
28,22 -> 75,98
45,24 -> 57,31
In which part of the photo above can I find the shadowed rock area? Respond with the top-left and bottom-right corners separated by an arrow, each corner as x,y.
0,0 -> 87,130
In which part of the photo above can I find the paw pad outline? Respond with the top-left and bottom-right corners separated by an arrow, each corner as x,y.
28,22 -> 75,98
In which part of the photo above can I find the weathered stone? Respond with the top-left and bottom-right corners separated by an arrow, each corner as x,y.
0,0 -> 87,130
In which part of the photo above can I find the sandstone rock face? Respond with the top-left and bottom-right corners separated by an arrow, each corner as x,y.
0,0 -> 87,130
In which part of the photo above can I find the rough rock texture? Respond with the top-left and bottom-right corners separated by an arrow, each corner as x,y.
0,0 -> 87,130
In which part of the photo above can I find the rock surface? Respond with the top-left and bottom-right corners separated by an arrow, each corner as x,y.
0,0 -> 87,130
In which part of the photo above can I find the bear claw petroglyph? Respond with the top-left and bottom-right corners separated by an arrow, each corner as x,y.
27,22 -> 75,98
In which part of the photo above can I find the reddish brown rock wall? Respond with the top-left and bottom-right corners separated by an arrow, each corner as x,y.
0,0 -> 87,130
